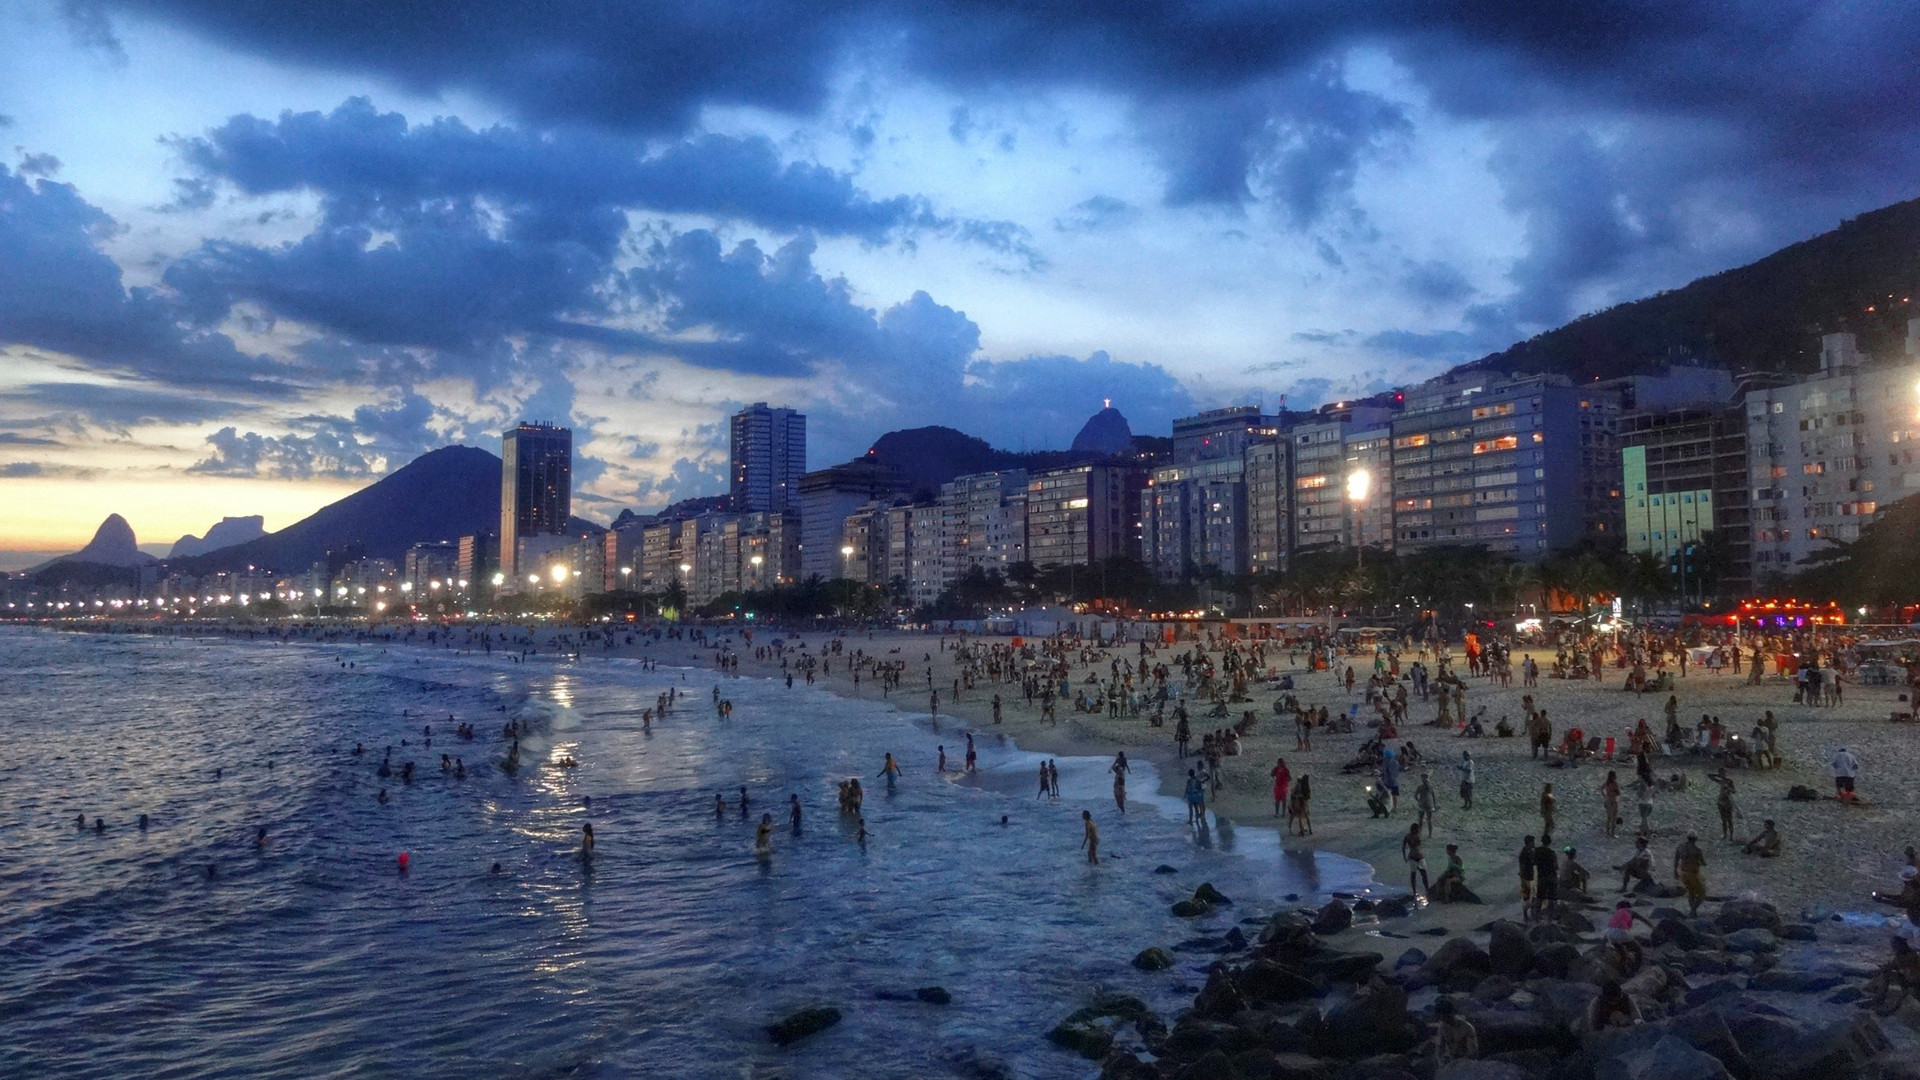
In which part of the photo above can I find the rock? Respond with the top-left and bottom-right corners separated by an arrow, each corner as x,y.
1470,1009 -> 1573,1053
1239,959 -> 1319,1003
914,985 -> 951,1004
1133,947 -> 1175,971
1777,923 -> 1816,942
1269,1051 -> 1335,1080
1155,864 -> 1180,874
1296,949 -> 1384,983
1532,942 -> 1580,979
1224,926 -> 1249,951
1193,966 -> 1247,1018
1322,978 -> 1417,1057
1747,969 -> 1840,993
1471,974 -> 1519,1002
1376,896 -> 1414,918
1715,900 -> 1784,936
1682,975 -> 1748,1008
1172,898 -> 1213,917
1554,907 -> 1597,933
1166,1016 -> 1252,1057
1194,882 -> 1233,906
1099,1051 -> 1156,1080
1825,984 -> 1864,1005
1174,1049 -> 1236,1080
1312,900 -> 1354,936
1437,1062 -> 1530,1080
1723,929 -> 1777,954
767,1006 -> 842,1045
1592,1031 -> 1734,1080
1354,898 -> 1377,913
1650,917 -> 1703,951
1681,950 -> 1739,976
1619,965 -> 1670,1007
1260,911 -> 1317,946
1527,922 -> 1577,947
1395,947 -> 1429,970
1421,937 -> 1493,989
1047,1020 -> 1113,1060
1488,920 -> 1535,979
1720,1004 -> 1890,1080
1533,979 -> 1600,1029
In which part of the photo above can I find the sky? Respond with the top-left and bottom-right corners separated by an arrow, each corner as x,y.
3,1 -> 1919,567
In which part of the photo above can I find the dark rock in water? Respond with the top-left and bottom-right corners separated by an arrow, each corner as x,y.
1650,917 -> 1703,950
1239,958 -> 1319,1002
1395,947 -> 1429,969
1192,966 -> 1246,1018
1778,923 -> 1817,942
1421,937 -> 1492,988
1353,898 -> 1377,913
1165,1016 -> 1252,1057
1098,1050 -> 1155,1080
1715,899 -> 1784,936
1322,978 -> 1416,1057
1223,926 -> 1249,951
1171,898 -> 1213,917
1194,882 -> 1233,906
767,1006 -> 842,1045
1297,950 -> 1384,983
914,985 -> 952,1004
1487,920 -> 1534,979
1051,993 -> 1160,1061
1133,947 -> 1174,971
1175,1048 -> 1236,1080
1260,910 -> 1317,946
1311,900 -> 1353,935
1825,984 -> 1864,1005
1154,865 -> 1180,875
1286,893 -> 1300,901
1723,928 -> 1777,954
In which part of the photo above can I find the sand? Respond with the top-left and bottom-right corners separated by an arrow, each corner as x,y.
617,626 -> 1918,936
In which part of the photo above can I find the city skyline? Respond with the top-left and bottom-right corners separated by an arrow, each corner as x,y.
5,2 -> 1920,558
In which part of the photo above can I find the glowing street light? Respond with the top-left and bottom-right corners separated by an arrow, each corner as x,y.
549,565 -> 569,584
1347,467 -> 1372,571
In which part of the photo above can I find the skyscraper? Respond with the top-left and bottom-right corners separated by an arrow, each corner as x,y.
730,403 -> 806,513
500,422 -> 572,579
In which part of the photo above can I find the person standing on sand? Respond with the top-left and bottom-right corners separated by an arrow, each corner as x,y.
1830,746 -> 1860,801
1455,750 -> 1475,810
1288,775 -> 1313,836
1674,833 -> 1707,916
1539,783 -> 1556,845
1709,771 -> 1737,840
1081,810 -> 1100,864
1600,771 -> 1622,839
1402,821 -> 1431,897
1270,757 -> 1292,817
1518,836 -> 1538,921
1414,769 -> 1437,837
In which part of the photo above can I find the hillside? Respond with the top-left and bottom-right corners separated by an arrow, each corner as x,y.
861,426 -> 1081,499
165,445 -> 594,576
1465,195 -> 1920,381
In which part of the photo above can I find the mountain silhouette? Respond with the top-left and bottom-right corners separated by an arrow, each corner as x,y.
169,446 -> 600,576
170,515 -> 267,558
30,513 -> 159,572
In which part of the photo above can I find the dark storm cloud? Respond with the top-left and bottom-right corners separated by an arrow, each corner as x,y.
115,0 -> 1920,334
173,99 -> 944,240
0,432 -> 63,447
2,382 -> 253,428
0,166 -> 288,393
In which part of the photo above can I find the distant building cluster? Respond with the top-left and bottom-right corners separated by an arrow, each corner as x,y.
9,321 -> 1920,616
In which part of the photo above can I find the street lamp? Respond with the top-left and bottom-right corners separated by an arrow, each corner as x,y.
1346,468 -> 1372,572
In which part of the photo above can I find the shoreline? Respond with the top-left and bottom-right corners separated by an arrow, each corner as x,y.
34,619 -> 1917,932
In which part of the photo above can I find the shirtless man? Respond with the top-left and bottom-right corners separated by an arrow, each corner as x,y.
1401,821 -> 1431,897
1080,810 -> 1100,864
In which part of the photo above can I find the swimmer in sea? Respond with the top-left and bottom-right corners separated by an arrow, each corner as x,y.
94,818 -> 104,833
377,788 -> 389,805
937,745 -> 948,773
256,827 -> 268,848
879,753 -> 903,789
855,817 -> 871,847
1081,810 -> 1100,864
755,813 -> 774,854
490,862 -> 502,875
738,786 -> 750,816
138,814 -> 148,831
789,794 -> 803,832
715,794 -> 727,818
76,813 -> 86,830
582,823 -> 595,860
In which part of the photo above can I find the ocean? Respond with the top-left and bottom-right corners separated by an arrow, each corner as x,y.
0,627 -> 1371,1078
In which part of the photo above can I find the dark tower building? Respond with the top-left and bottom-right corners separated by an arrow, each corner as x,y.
500,422 -> 572,578
730,403 -> 806,513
